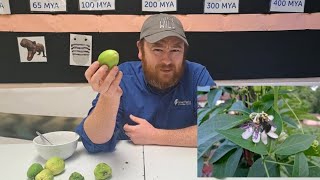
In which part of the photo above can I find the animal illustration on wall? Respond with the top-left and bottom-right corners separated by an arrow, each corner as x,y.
70,34 -> 92,66
20,38 -> 46,61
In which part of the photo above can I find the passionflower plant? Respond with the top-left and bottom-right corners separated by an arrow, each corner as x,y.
241,112 -> 279,145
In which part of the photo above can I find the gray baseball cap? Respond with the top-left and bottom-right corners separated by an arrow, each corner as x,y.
140,14 -> 189,46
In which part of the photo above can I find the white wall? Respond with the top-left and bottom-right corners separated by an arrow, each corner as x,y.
0,85 -> 97,118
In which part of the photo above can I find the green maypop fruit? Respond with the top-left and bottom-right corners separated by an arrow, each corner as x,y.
98,49 -> 119,69
45,157 -> 65,175
69,172 -> 85,180
94,163 -> 112,180
35,169 -> 54,180
27,163 -> 43,179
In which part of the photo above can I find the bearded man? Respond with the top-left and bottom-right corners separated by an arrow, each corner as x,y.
76,14 -> 215,152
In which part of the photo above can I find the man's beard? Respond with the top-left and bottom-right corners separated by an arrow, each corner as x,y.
142,57 -> 185,90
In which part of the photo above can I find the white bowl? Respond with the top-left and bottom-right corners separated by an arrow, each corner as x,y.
33,131 -> 80,160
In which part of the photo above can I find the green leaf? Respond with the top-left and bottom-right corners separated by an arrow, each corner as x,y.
198,118 -> 224,158
248,157 -> 280,177
225,148 -> 243,177
217,128 -> 268,155
206,99 -> 234,121
275,134 -> 316,155
210,114 -> 250,131
261,94 -> 274,102
282,116 -> 299,128
309,166 -> 320,177
207,89 -> 222,108
228,101 -> 252,115
212,148 -> 243,178
212,149 -> 234,178
198,98 -> 234,126
209,140 -> 237,164
253,100 -> 274,112
292,152 -> 309,177
234,167 -> 249,177
198,132 -> 224,159
197,107 -> 213,125
282,164 -> 293,176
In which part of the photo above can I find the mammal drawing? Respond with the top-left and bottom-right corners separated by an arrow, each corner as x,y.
20,38 -> 46,61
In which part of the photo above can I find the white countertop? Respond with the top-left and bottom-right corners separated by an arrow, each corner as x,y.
0,141 -> 144,180
144,145 -> 197,180
0,140 -> 198,180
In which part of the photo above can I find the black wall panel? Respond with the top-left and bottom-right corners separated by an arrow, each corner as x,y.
7,0 -> 320,14
0,30 -> 319,83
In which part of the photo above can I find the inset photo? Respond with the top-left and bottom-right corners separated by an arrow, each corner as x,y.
17,36 -> 47,62
198,86 -> 320,178
69,34 -> 92,66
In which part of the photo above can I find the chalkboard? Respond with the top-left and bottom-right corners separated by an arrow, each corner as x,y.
0,30 -> 319,83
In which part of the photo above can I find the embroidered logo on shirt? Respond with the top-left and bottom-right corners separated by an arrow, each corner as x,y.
174,99 -> 191,106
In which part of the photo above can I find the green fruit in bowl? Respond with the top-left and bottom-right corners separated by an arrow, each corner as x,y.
35,169 -> 54,180
94,163 -> 112,180
69,171 -> 85,180
45,157 -> 65,175
27,163 -> 43,179
98,49 -> 119,68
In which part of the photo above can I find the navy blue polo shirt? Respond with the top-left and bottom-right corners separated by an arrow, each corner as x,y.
76,60 -> 215,153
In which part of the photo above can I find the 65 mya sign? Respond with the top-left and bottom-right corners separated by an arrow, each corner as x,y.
30,0 -> 67,12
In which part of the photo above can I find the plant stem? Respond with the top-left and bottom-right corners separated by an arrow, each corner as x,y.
280,164 -> 291,177
273,86 -> 279,113
261,155 -> 270,177
282,95 -> 304,134
264,160 -> 293,166
262,86 -> 266,95
308,158 -> 320,169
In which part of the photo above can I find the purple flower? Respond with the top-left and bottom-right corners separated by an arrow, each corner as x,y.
241,112 -> 279,144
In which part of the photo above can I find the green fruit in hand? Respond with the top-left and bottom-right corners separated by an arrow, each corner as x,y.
27,163 -> 43,179
35,169 -> 54,180
45,157 -> 65,175
69,172 -> 85,180
94,163 -> 112,180
98,49 -> 119,68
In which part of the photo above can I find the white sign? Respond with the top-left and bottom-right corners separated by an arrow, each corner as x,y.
0,0 -> 11,14
270,0 -> 305,12
79,0 -> 115,11
70,34 -> 92,67
204,0 -> 239,13
17,37 -> 47,63
142,0 -> 177,12
30,0 -> 67,12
